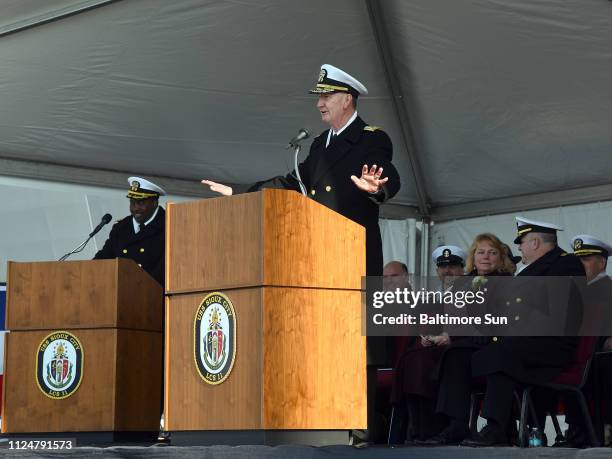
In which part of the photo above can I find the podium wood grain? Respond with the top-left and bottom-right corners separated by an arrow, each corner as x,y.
165,289 -> 263,430
2,329 -> 162,432
2,259 -> 164,433
6,259 -> 162,331
166,189 -> 365,294
164,287 -> 365,431
165,190 -> 366,432
261,288 -> 365,429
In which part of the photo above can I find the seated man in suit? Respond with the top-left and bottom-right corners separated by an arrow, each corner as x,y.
94,176 -> 166,286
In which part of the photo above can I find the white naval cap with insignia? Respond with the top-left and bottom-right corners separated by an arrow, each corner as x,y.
431,245 -> 466,267
309,64 -> 368,97
571,234 -> 612,258
513,216 -> 562,244
126,176 -> 166,200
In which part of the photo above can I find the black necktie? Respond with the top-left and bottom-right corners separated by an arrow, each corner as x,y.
139,223 -> 145,233
329,132 -> 337,147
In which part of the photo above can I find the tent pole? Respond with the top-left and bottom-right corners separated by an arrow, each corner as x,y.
419,219 -> 430,284
365,0 -> 430,218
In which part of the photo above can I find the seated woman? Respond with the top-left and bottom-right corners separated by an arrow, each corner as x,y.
414,233 -> 516,445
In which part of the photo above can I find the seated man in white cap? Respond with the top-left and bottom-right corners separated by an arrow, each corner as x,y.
389,246 -> 465,444
572,234 -> 612,336
556,234 -> 612,447
202,64 -> 401,276
94,177 -> 166,286
571,234 -> 612,286
432,245 -> 466,293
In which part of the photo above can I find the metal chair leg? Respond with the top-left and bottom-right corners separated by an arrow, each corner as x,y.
469,393 -> 481,435
387,405 -> 395,445
526,389 -> 541,430
575,389 -> 599,447
519,387 -> 531,448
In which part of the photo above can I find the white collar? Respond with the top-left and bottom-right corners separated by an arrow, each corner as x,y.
587,271 -> 609,286
132,206 -> 159,233
326,111 -> 358,146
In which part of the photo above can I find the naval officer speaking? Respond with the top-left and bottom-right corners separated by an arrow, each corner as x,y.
202,64 -> 401,276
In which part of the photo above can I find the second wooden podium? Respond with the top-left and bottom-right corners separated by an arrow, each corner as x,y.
165,189 -> 366,444
1,258 -> 163,439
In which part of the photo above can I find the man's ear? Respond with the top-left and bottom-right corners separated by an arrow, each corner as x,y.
344,93 -> 353,109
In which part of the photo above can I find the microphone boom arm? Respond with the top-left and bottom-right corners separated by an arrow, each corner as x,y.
59,235 -> 92,261
59,213 -> 112,261
293,144 -> 307,196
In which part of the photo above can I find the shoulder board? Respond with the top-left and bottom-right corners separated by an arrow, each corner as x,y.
364,125 -> 381,132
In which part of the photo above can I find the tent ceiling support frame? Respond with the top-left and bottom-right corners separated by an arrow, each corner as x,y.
0,0 -> 122,38
432,184 -> 612,223
365,0 -> 430,218
0,157 -> 212,198
0,157 -> 419,219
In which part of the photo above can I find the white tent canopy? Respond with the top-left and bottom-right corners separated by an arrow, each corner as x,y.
2,0 -> 611,221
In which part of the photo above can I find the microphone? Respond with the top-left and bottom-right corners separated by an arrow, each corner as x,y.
286,129 -> 309,196
59,213 -> 113,261
287,128 -> 310,148
89,213 -> 113,237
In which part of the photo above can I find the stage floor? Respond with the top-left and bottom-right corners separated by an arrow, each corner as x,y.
0,444 -> 611,458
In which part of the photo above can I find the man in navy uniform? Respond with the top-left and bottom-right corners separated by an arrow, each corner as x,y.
463,217 -> 585,446
202,64 -> 401,276
94,177 -> 166,286
432,245 -> 466,292
557,234 -> 612,447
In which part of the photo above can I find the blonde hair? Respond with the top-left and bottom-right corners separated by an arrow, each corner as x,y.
465,233 -> 516,275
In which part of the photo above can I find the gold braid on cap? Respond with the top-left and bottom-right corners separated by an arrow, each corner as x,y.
314,83 -> 350,92
127,181 -> 158,199
127,189 -> 158,199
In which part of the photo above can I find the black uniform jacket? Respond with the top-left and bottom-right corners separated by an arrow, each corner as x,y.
580,275 -> 612,337
93,207 -> 165,286
471,246 -> 585,384
245,116 -> 401,276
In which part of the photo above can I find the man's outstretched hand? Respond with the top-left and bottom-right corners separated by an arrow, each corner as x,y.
201,179 -> 233,196
350,164 -> 388,194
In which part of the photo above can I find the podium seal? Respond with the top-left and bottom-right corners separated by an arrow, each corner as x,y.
36,331 -> 84,399
194,292 -> 236,385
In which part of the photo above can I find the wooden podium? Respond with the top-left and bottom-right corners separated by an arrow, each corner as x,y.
1,259 -> 163,439
165,189 -> 366,445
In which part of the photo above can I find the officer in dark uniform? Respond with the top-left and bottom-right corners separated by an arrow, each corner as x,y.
557,234 -> 612,447
464,217 -> 585,446
571,234 -> 612,336
94,176 -> 166,286
202,64 -> 401,276
431,245 -> 467,291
